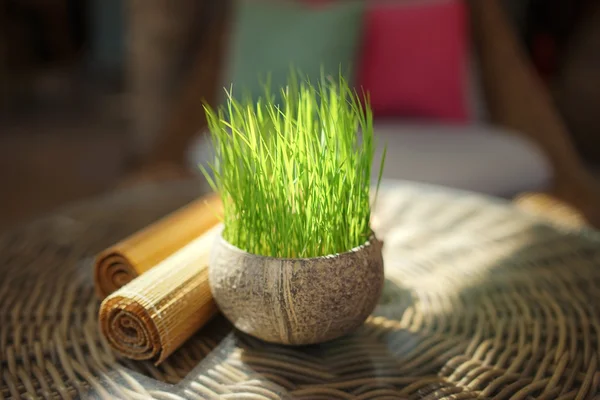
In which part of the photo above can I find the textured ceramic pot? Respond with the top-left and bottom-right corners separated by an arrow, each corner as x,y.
208,234 -> 384,345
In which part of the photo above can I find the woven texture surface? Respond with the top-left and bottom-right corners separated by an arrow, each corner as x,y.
1,180 -> 600,399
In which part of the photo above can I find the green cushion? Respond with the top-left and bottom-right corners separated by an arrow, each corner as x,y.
223,0 -> 365,104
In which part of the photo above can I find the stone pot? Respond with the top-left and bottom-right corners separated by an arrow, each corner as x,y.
208,233 -> 384,345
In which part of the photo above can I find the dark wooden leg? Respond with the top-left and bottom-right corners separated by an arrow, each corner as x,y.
125,0 -> 201,165
120,0 -> 229,186
469,0 -> 600,228
143,0 -> 230,169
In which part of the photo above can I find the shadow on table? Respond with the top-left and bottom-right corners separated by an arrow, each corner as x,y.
230,279 -> 433,397
185,221 -> 600,399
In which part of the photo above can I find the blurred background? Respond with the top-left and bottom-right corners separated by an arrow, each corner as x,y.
1,0 -> 600,230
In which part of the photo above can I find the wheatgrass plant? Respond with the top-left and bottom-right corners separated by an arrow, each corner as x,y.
201,72 -> 386,258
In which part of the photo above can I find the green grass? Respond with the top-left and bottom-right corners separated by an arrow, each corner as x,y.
201,71 -> 386,258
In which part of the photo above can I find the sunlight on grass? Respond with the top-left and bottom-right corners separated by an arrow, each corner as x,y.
201,71 -> 386,258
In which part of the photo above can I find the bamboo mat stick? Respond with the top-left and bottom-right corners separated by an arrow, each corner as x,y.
99,224 -> 221,365
94,192 -> 222,299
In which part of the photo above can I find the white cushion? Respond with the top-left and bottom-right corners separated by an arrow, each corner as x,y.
188,122 -> 551,198
370,121 -> 551,197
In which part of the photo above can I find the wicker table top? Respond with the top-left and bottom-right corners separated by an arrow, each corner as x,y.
1,180 -> 599,399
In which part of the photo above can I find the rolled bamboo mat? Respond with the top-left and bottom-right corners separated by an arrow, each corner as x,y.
94,192 -> 222,298
99,224 -> 222,365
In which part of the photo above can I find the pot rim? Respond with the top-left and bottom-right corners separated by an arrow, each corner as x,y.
215,228 -> 381,262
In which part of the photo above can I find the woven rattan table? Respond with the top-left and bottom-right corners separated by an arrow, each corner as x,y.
1,180 -> 600,399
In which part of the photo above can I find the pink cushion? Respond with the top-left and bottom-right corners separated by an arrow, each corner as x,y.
357,0 -> 470,122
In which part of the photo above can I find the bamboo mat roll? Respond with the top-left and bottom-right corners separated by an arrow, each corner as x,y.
94,192 -> 222,298
99,224 -> 222,365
